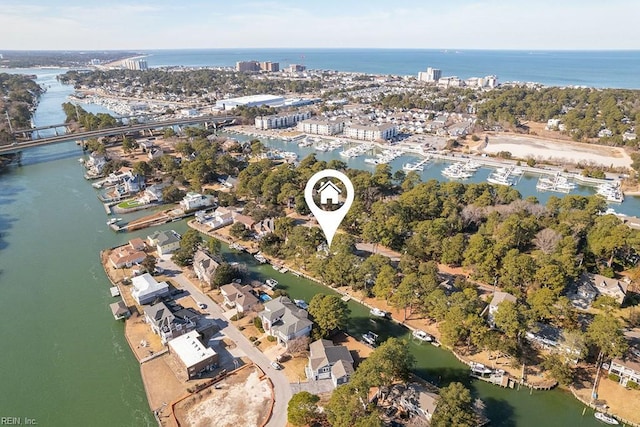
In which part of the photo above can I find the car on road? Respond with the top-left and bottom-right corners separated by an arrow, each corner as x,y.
270,361 -> 282,370
197,302 -> 207,309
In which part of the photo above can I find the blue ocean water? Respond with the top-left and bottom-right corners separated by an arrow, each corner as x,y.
142,48 -> 640,89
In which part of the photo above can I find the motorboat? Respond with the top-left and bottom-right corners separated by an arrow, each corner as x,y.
412,329 -> 433,342
470,362 -> 494,376
254,253 -> 268,263
294,299 -> 309,310
107,217 -> 122,225
370,308 -> 389,318
594,412 -> 619,425
362,331 -> 379,346
403,162 -> 424,172
487,170 -> 514,186
597,183 -> 624,203
265,278 -> 278,289
442,163 -> 473,179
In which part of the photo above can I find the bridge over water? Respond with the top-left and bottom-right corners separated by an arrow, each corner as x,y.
0,115 -> 239,155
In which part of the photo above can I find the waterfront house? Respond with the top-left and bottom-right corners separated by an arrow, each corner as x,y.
305,339 -> 354,387
128,238 -> 146,251
373,383 -> 439,422
148,147 -> 163,160
573,272 -> 629,306
122,172 -> 146,194
138,184 -> 164,205
259,296 -> 312,347
193,250 -> 220,285
109,301 -> 131,320
525,322 -> 583,363
168,331 -> 218,380
253,218 -> 276,238
179,192 -> 214,212
233,213 -> 255,230
147,230 -> 181,256
194,208 -> 233,230
220,283 -> 259,313
131,273 -> 170,305
108,245 -> 146,269
485,291 -> 517,327
144,301 -> 197,344
608,348 -> 640,387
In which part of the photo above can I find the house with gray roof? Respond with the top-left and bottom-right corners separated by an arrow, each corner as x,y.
306,339 -> 354,387
220,283 -> 259,313
193,250 -> 220,285
144,301 -> 198,344
572,272 -> 629,308
259,296 -> 312,347
147,229 -> 181,256
485,291 -> 517,327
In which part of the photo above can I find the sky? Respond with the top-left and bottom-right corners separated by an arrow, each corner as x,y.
1,0 -> 640,51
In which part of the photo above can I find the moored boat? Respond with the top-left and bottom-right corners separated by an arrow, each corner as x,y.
265,278 -> 278,289
362,331 -> 379,346
594,412 -> 619,425
412,329 -> 433,342
370,308 -> 389,318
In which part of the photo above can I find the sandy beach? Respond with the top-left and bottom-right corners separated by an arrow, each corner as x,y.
480,134 -> 632,168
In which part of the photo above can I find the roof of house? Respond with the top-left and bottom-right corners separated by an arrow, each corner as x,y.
131,273 -> 169,297
168,331 -> 216,368
318,181 -> 342,194
260,296 -> 311,336
309,339 -> 354,372
193,250 -> 220,275
220,283 -> 259,309
109,246 -> 146,266
110,301 -> 130,317
612,351 -> 640,373
490,291 -> 517,308
129,238 -> 146,251
148,230 -> 180,247
579,272 -> 628,304
233,213 -> 255,228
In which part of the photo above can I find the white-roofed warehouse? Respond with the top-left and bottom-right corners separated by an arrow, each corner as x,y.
215,94 -> 285,111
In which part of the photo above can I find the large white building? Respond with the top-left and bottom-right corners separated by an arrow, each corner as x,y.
418,67 -> 442,82
255,111 -> 311,129
215,94 -> 285,111
344,123 -> 398,141
123,59 -> 148,71
297,118 -> 345,136
131,273 -> 170,305
168,331 -> 218,379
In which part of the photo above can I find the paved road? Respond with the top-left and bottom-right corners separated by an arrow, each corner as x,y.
157,256 -> 291,427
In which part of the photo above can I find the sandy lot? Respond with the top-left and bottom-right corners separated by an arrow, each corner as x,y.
174,365 -> 272,427
481,134 -> 632,168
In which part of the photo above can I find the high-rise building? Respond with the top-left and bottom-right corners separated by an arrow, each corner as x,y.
236,61 -> 260,72
260,61 -> 280,72
418,67 -> 442,82
123,59 -> 148,71
286,64 -> 306,73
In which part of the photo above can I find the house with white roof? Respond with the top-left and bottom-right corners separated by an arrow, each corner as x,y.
179,192 -> 214,212
168,331 -> 218,379
131,273 -> 169,305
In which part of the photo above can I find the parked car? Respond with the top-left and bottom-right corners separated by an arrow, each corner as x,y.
270,361 -> 282,370
197,302 -> 207,309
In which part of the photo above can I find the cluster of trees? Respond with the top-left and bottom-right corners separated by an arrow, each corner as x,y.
0,51 -> 138,68
0,73 -> 43,143
59,68 -> 325,100
62,102 -> 118,130
476,86 -> 640,144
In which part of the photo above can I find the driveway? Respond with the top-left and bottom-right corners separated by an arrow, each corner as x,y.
156,256 -> 292,427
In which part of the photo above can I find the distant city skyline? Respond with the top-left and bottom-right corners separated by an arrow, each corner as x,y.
1,0 -> 640,51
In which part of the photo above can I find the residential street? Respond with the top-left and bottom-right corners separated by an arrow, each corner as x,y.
157,256 -> 291,427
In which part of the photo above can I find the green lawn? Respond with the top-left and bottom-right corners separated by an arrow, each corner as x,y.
117,199 -> 141,209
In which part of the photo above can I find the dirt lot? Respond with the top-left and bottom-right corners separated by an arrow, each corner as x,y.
173,365 -> 273,427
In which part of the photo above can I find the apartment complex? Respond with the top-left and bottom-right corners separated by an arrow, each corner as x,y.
297,118 -> 345,136
418,67 -> 442,82
260,61 -> 279,72
236,60 -> 280,72
255,111 -> 312,129
123,59 -> 148,71
344,123 -> 398,141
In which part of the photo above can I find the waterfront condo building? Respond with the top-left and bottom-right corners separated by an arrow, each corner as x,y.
255,111 -> 312,129
418,67 -> 442,82
123,59 -> 148,71
260,61 -> 280,72
236,60 -> 260,72
344,123 -> 398,141
297,118 -> 345,136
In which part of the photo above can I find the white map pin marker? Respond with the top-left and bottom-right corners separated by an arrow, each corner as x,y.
304,169 -> 354,247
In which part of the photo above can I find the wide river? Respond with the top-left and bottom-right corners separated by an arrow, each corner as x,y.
0,69 -> 613,426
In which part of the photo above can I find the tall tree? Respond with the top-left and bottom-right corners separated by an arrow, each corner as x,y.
308,294 -> 350,338
287,392 -> 320,426
430,382 -> 476,427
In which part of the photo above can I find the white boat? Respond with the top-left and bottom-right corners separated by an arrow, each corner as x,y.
412,330 -> 433,342
403,162 -> 424,172
470,362 -> 494,375
442,163 -> 473,179
462,160 -> 481,171
362,331 -> 379,346
254,253 -> 268,263
370,308 -> 389,318
594,412 -> 619,425
294,299 -> 309,310
265,278 -> 278,289
106,217 -> 122,225
510,167 -> 524,175
314,143 -> 330,152
487,171 -> 514,186
597,183 -> 624,203
364,157 -> 381,165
